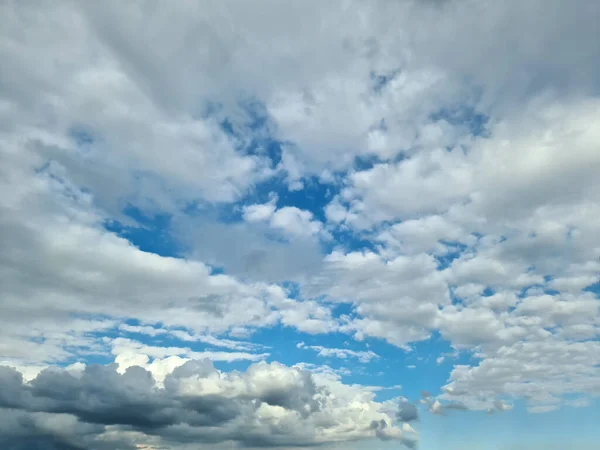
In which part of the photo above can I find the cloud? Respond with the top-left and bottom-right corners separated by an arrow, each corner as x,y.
306,99 -> 600,412
297,342 -> 378,363
6,0 -> 597,206
0,134 -> 291,366
397,400 -> 419,422
426,398 -> 470,416
438,338 -> 600,413
0,406 -> 125,450
117,324 -> 266,352
244,198 -> 328,240
305,250 -> 449,347
173,213 -> 325,284
1,2 -> 600,444
329,98 -> 600,229
109,337 -> 270,384
0,360 -> 414,449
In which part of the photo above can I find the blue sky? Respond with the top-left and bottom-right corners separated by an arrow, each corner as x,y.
1,1 -> 599,449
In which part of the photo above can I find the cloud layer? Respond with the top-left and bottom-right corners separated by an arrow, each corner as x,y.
0,360 -> 415,449
1,0 -> 599,448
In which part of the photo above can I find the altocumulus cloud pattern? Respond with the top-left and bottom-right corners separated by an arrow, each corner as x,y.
0,1 -> 599,449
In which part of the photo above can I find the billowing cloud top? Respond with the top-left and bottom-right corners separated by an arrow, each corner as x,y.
1,1 -> 599,449
0,361 -> 416,449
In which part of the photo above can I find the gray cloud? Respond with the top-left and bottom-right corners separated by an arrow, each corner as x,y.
174,215 -> 324,284
397,400 -> 419,422
0,361 -> 412,449
0,407 -> 135,450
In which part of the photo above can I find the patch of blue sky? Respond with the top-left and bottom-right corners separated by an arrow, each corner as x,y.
52,317 -> 123,368
61,348 -> 112,367
29,335 -> 46,345
147,99 -> 424,265
330,302 -> 357,319
512,270 -> 567,297
351,149 -> 407,177
204,98 -> 408,228
365,336 -> 480,403
583,281 -> 600,296
246,323 -> 471,403
183,177 -> 377,262
367,343 -> 452,401
193,100 -> 338,225
353,153 -> 386,172
436,240 -> 470,270
247,323 -> 401,385
105,203 -> 287,278
430,103 -> 490,139
370,69 -> 401,94
482,287 -> 495,297
68,125 -> 95,152
208,97 -> 283,163
252,325 -> 332,366
241,172 -> 337,225
104,205 -> 181,258
325,227 -> 379,254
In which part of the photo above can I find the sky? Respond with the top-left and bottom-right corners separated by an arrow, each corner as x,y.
0,1 -> 599,449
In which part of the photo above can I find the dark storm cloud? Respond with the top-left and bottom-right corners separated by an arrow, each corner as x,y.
397,400 -> 419,422
0,406 -> 136,450
0,364 -> 218,429
0,363 -> 293,430
0,361 -> 393,450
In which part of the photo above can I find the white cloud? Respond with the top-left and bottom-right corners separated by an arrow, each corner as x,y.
306,250 -> 449,347
118,324 -> 266,352
440,338 -> 600,413
244,199 -> 327,240
313,99 -> 600,413
270,207 -> 326,238
0,141 -> 288,366
329,98 -> 600,229
110,337 -> 269,385
342,148 -> 473,225
297,342 -> 378,363
243,195 -> 279,223
376,214 -> 470,257
278,299 -> 339,335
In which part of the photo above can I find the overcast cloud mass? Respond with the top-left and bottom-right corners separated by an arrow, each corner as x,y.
1,1 -> 599,449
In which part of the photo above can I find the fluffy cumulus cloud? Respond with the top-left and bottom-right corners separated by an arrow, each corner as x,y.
244,196 -> 328,240
0,360 -> 412,449
1,0 -> 600,448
